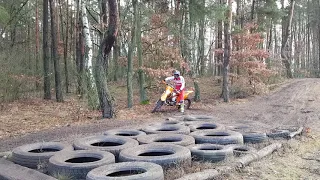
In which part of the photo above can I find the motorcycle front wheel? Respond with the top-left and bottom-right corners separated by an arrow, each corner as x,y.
151,100 -> 164,113
177,99 -> 191,110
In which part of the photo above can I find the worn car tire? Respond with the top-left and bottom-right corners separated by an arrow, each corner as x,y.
119,144 -> 191,167
183,115 -> 218,122
142,124 -> 190,135
86,162 -> 164,180
242,132 -> 267,144
48,150 -> 115,180
137,134 -> 195,146
190,130 -> 243,145
103,129 -> 146,140
11,142 -> 73,169
227,125 -> 252,132
157,120 -> 185,126
267,129 -> 290,139
188,122 -> 225,132
225,144 -> 257,157
188,144 -> 233,163
73,135 -> 139,158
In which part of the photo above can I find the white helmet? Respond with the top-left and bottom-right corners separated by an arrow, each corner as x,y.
173,70 -> 180,76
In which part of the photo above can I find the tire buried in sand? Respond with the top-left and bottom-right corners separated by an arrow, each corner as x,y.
225,144 -> 257,157
242,131 -> 267,144
137,134 -> 195,146
86,162 -> 164,180
142,124 -> 190,135
183,115 -> 218,122
119,144 -> 191,167
190,130 -> 243,145
188,144 -> 233,162
48,150 -> 115,180
188,122 -> 225,132
11,142 -> 73,169
104,129 -> 146,140
73,135 -> 139,158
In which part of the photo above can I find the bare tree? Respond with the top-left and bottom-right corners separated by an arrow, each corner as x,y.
222,0 -> 233,102
49,0 -> 63,102
94,0 -> 119,118
43,0 -> 51,100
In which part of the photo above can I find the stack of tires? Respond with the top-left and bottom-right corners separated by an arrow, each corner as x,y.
9,115 -> 275,180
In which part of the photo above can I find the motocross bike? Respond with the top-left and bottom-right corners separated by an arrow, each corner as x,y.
151,81 -> 194,113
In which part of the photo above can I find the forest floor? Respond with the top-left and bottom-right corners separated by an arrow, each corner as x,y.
0,78 -> 320,179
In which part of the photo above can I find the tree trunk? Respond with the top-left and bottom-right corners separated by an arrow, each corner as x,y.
127,0 -> 137,108
281,0 -> 295,78
43,0 -> 51,100
35,0 -> 40,90
137,1 -> 148,104
82,0 -> 98,108
49,0 -> 63,102
216,0 -> 223,76
199,0 -> 205,76
76,0 -> 85,96
64,0 -> 70,93
94,0 -> 119,118
222,0 -> 232,102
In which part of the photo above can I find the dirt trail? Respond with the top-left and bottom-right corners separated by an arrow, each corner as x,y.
1,78 -> 320,179
209,78 -> 320,130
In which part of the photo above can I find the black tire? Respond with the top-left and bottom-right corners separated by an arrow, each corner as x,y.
185,99 -> 191,109
48,150 -> 115,180
104,129 -> 146,140
267,129 -> 290,139
188,144 -> 233,163
11,142 -> 73,169
242,131 -> 267,144
183,115 -> 218,122
86,162 -> 164,180
158,120 -> 185,126
119,144 -> 191,167
188,122 -> 225,132
137,134 -> 195,146
151,100 -> 164,113
227,125 -> 252,132
142,124 -> 190,135
190,130 -> 244,145
225,144 -> 257,157
73,135 -> 139,158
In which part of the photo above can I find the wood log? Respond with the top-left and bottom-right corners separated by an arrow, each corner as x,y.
289,127 -> 304,138
237,143 -> 282,167
175,169 -> 219,180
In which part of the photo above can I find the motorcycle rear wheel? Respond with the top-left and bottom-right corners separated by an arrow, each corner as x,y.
151,100 -> 164,113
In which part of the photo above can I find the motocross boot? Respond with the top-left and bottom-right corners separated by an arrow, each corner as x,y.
180,102 -> 185,113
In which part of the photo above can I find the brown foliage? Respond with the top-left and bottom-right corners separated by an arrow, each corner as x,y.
231,23 -> 274,85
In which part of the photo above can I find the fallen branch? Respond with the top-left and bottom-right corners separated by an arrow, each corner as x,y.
289,127 -> 304,138
175,169 -> 219,180
175,143 -> 282,180
237,143 -> 282,167
0,151 -> 11,158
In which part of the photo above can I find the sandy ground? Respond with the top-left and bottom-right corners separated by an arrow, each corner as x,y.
1,78 -> 320,179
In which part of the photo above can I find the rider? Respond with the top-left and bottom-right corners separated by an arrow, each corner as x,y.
165,70 -> 185,113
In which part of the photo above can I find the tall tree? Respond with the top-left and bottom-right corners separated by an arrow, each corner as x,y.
222,0 -> 233,102
137,1 -> 148,104
63,0 -> 70,93
94,0 -> 119,118
35,0 -> 40,89
81,0 -> 98,108
127,0 -> 137,108
43,0 -> 51,100
281,0 -> 295,78
49,0 -> 63,102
